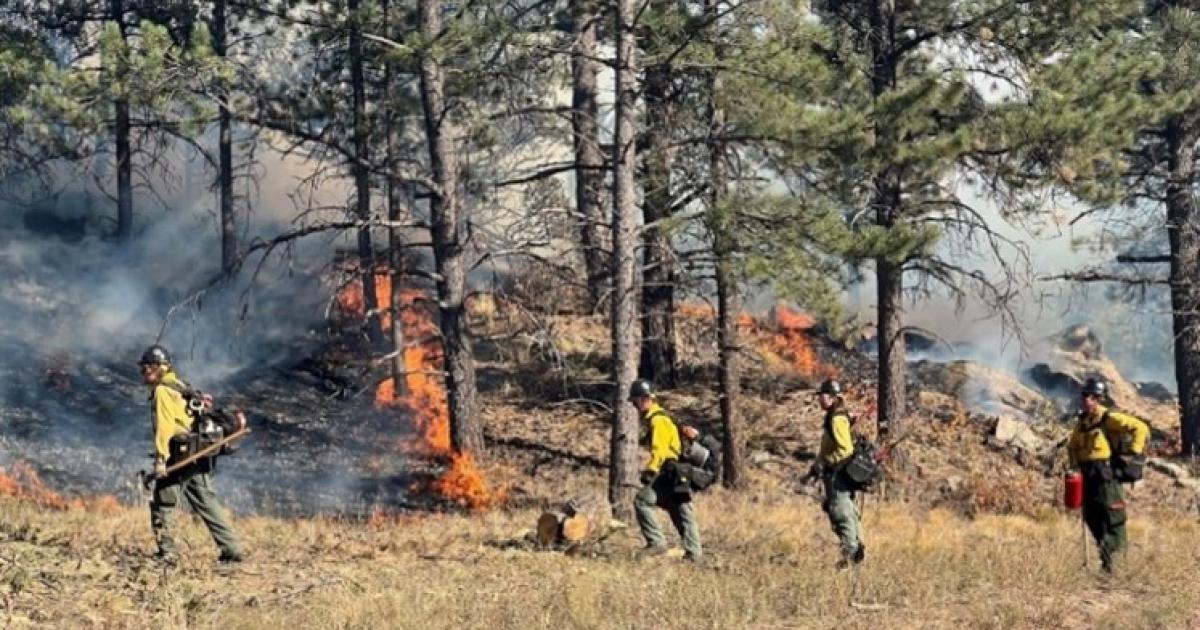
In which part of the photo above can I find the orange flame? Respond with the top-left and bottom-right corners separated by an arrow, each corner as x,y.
337,265 -> 396,330
339,266 -> 501,511
747,303 -> 839,380
0,462 -> 119,513
772,303 -> 816,331
433,451 -> 507,510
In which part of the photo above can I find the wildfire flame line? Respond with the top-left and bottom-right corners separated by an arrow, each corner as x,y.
0,461 -> 119,513
676,301 -> 839,380
340,269 -> 502,511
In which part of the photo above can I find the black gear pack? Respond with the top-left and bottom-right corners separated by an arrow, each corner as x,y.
160,380 -> 247,469
842,436 -> 883,491
824,411 -> 882,492
677,433 -> 723,492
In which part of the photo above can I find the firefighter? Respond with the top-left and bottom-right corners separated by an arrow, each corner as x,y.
809,379 -> 864,568
140,345 -> 243,564
630,379 -> 702,562
1069,378 -> 1149,573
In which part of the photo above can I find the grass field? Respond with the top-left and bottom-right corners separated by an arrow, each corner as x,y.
3,482 -> 1198,629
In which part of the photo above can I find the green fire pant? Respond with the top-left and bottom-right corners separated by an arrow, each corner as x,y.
635,474 -> 702,560
150,468 -> 241,558
822,469 -> 863,559
1081,462 -> 1126,570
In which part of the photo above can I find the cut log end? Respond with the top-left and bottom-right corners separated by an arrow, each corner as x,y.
536,511 -> 563,548
561,514 -> 591,543
534,493 -> 612,548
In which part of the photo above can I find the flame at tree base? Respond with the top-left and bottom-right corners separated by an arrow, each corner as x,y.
340,268 -> 503,512
433,452 -> 506,511
377,376 -> 505,512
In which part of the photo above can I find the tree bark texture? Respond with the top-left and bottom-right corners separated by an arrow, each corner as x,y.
1165,119 -> 1200,455
349,0 -> 382,343
419,0 -> 483,453
214,0 -> 237,272
608,0 -> 642,521
570,0 -> 609,313
639,47 -> 678,388
112,0 -> 133,241
870,0 -> 904,436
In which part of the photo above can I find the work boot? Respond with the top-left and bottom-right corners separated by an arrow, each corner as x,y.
218,551 -> 244,564
852,544 -> 866,564
637,545 -> 669,559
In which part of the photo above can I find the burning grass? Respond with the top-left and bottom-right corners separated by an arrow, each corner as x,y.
0,461 -> 119,514
757,303 -> 840,381
1,489 -> 1197,629
675,300 -> 841,382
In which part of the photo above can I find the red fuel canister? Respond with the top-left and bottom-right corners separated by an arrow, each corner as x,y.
1064,472 -> 1083,509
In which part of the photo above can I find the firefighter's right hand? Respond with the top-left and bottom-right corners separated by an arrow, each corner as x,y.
640,470 -> 656,486
153,459 -> 168,479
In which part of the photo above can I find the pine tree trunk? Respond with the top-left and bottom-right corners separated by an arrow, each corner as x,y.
870,0 -> 903,436
705,0 -> 743,488
213,0 -> 236,273
608,0 -> 642,521
419,0 -> 483,454
639,56 -> 677,388
1165,119 -> 1200,456
876,253 -> 905,436
384,0 -> 406,396
349,0 -> 381,343
112,0 -> 132,241
570,0 -> 609,313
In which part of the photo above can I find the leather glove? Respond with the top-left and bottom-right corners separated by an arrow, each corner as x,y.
640,470 -> 656,485
804,462 -> 822,483
153,459 -> 168,479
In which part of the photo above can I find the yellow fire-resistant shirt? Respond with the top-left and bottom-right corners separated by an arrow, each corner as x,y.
642,403 -> 681,473
819,409 -> 854,467
1068,405 -> 1149,466
149,371 -> 194,461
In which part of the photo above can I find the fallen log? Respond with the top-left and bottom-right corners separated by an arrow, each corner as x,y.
535,494 -> 611,548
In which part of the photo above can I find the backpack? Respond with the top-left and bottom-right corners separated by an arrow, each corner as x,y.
1085,409 -> 1146,483
162,380 -> 248,461
825,411 -> 882,492
842,436 -> 883,491
678,434 -> 723,492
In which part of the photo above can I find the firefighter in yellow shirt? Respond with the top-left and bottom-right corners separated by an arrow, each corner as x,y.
630,379 -> 701,562
1068,378 -> 1149,573
140,345 -> 243,565
809,379 -> 864,568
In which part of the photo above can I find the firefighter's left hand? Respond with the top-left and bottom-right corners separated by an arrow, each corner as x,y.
804,463 -> 821,483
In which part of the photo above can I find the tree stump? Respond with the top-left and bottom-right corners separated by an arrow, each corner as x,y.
534,494 -> 611,548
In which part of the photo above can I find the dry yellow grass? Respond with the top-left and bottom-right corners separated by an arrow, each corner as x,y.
3,486 -> 1198,629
